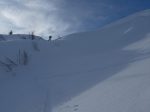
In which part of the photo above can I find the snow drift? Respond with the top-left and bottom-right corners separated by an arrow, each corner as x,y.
0,9 -> 150,112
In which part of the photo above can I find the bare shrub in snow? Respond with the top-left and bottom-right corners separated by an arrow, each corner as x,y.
18,49 -> 29,65
0,60 -> 12,72
5,57 -> 17,67
22,50 -> 28,65
0,49 -> 29,72
32,41 -> 40,51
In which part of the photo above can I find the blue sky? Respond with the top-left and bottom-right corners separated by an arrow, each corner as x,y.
0,0 -> 150,39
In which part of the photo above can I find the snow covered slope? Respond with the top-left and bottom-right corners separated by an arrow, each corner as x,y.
0,9 -> 150,112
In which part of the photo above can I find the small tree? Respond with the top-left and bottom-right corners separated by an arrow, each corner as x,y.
31,32 -> 35,40
48,36 -> 52,41
9,30 -> 13,35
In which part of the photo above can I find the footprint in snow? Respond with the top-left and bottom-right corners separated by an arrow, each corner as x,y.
73,105 -> 79,111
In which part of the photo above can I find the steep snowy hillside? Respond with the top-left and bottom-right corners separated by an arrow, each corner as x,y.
0,9 -> 150,112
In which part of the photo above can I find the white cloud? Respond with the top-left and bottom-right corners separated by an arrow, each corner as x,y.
0,0 -> 108,39
0,0 -> 77,39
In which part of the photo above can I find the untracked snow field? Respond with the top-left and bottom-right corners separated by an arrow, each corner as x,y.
0,9 -> 150,112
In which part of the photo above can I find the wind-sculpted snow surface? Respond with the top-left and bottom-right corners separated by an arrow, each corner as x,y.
0,9 -> 150,112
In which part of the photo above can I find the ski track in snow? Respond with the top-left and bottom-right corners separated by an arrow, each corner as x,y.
123,27 -> 133,34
